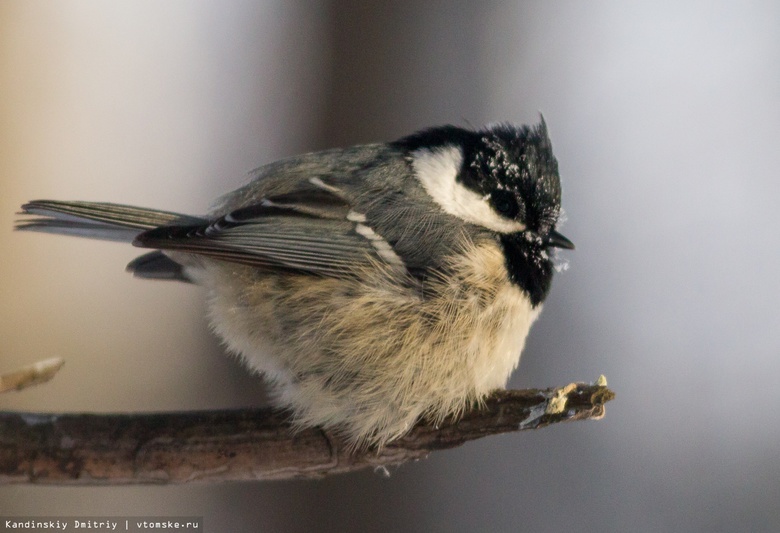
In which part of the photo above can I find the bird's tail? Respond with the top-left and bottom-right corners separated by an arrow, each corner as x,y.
15,200 -> 201,243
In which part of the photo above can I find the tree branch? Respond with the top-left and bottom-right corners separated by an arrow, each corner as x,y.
0,379 -> 614,484
0,357 -> 65,393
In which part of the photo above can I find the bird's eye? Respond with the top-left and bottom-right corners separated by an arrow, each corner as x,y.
490,190 -> 520,219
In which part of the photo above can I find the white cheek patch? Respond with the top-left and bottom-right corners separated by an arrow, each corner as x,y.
412,146 -> 526,234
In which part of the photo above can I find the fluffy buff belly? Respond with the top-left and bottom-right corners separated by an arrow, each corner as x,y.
198,242 -> 540,447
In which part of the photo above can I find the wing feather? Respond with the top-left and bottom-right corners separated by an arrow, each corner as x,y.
134,189 -> 407,277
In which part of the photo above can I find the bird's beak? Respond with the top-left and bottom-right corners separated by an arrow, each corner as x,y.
546,230 -> 575,250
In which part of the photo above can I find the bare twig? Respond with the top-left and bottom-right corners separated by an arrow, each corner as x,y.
0,357 -> 65,393
0,378 -> 613,484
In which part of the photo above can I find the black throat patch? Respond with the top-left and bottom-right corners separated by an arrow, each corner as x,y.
499,233 -> 554,307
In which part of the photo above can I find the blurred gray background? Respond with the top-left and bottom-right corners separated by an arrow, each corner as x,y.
1,1 -> 779,531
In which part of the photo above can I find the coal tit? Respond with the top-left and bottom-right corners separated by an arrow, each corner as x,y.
16,118 -> 573,447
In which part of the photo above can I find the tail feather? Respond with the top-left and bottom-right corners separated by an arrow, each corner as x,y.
16,200 -> 204,243
126,251 -> 192,282
15,218 -> 142,242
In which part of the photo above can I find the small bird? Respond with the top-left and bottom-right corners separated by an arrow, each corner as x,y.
16,118 -> 573,447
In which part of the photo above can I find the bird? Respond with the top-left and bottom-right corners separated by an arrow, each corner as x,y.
16,118 -> 574,448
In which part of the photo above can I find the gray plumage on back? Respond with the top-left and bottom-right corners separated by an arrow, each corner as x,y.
206,143 -> 481,276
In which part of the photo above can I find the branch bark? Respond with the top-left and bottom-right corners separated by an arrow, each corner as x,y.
0,357 -> 65,393
0,380 -> 614,484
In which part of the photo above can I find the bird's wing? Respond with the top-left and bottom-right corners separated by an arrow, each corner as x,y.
134,187 -> 409,278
